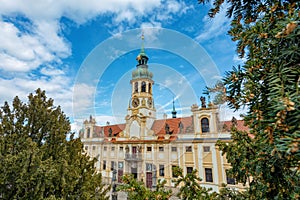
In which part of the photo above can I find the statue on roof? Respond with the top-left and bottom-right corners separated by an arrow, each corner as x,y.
108,127 -> 112,137
231,117 -> 238,127
178,121 -> 184,134
165,123 -> 174,135
200,96 -> 206,108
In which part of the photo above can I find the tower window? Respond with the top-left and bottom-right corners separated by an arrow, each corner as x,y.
141,81 -> 146,92
134,82 -> 138,93
201,118 -> 210,133
87,128 -> 90,138
148,83 -> 152,93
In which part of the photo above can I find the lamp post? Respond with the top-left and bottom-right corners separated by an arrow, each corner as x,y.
111,169 -> 118,200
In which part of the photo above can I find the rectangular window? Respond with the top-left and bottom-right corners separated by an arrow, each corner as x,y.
104,146 -> 107,151
186,146 -> 192,152
147,146 -> 152,152
226,171 -> 235,185
203,146 -> 210,152
146,163 -> 152,171
159,165 -> 165,176
171,147 -> 177,152
87,128 -> 90,138
92,146 -> 96,150
119,146 -> 123,151
187,167 -> 193,174
118,162 -> 124,169
205,168 -> 213,182
111,146 -> 115,151
84,146 -> 88,151
159,147 -> 164,152
103,160 -> 106,170
111,161 -> 115,170
172,166 -> 178,178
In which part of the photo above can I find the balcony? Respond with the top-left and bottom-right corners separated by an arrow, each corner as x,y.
125,153 -> 142,161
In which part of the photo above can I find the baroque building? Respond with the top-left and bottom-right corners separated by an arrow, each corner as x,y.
80,42 -> 247,192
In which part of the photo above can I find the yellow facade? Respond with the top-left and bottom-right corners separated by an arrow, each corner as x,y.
80,46 -> 246,192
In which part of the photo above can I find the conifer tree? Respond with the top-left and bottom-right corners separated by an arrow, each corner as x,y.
0,89 -> 110,199
199,0 -> 300,199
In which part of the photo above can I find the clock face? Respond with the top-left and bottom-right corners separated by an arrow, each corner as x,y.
147,98 -> 152,108
132,98 -> 139,108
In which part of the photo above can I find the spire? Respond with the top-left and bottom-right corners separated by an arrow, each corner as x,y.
172,98 -> 177,118
136,32 -> 148,66
141,32 -> 145,54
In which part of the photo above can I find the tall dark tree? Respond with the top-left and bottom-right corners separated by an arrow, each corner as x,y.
199,0 -> 300,199
0,89 -> 110,199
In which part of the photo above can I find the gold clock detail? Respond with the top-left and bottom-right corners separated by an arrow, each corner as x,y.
132,98 -> 139,108
147,98 -> 153,108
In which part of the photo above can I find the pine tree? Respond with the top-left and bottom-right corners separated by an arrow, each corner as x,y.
0,89 -> 110,199
199,0 -> 300,199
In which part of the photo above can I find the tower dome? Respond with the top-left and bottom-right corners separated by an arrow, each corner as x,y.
132,66 -> 153,79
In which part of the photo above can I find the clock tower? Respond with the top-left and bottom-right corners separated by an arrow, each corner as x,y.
124,35 -> 156,139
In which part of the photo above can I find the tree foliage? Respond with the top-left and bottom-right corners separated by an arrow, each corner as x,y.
204,80 -> 226,105
0,89 -> 110,199
117,174 -> 172,200
199,0 -> 300,199
172,167 -> 217,200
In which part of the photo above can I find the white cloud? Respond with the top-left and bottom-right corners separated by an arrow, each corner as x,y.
0,0 -> 197,133
0,70 -> 73,116
0,0 -> 190,74
72,83 -> 96,116
219,103 -> 247,121
196,2 -> 231,41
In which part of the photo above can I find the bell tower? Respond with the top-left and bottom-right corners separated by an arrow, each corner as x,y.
125,34 -> 156,139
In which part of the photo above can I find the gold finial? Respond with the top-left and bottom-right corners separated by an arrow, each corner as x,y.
141,32 -> 144,40
141,32 -> 145,53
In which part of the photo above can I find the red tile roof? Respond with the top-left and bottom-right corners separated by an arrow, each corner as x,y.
94,124 -> 125,137
91,118 -> 248,138
222,120 -> 249,132
151,117 -> 194,135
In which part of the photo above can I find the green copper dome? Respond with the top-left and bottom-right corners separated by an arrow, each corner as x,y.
132,66 -> 153,79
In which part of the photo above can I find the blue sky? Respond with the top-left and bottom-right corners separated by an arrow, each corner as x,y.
0,0 -> 246,132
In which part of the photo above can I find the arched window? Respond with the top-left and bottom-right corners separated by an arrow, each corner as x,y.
134,82 -> 138,93
148,83 -> 152,93
87,128 -> 91,138
141,81 -> 146,92
201,118 -> 209,133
